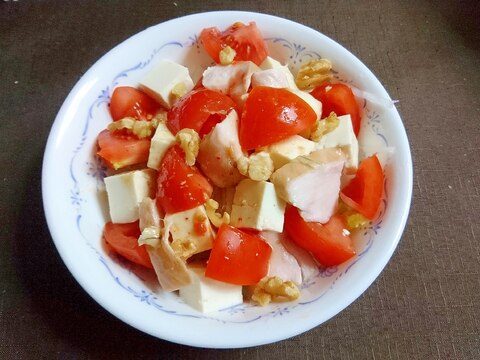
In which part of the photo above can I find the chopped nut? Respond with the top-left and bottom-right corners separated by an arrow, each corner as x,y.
295,58 -> 333,90
236,156 -> 250,176
219,46 -> 237,65
337,199 -> 370,231
176,128 -> 200,166
310,112 -> 340,142
251,276 -> 300,306
108,117 -> 159,138
248,152 -> 274,181
171,82 -> 188,98
205,199 -> 230,228
236,152 -> 274,181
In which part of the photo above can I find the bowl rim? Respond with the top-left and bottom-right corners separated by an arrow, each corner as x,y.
42,10 -> 413,348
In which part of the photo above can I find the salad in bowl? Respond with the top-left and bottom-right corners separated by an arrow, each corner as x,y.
42,11 -> 412,348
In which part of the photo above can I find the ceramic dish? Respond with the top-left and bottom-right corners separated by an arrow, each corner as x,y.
42,11 -> 412,348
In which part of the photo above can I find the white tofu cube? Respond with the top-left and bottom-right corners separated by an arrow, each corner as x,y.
104,169 -> 156,223
164,205 -> 215,258
139,59 -> 194,109
271,149 -> 345,223
147,122 -> 176,170
259,56 -> 298,90
251,69 -> 290,88
230,179 -> 286,232
315,114 -> 359,173
179,266 -> 243,313
261,135 -> 315,170
289,89 -> 322,121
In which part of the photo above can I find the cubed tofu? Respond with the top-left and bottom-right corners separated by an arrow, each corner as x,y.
270,149 -> 345,223
104,169 -> 156,223
315,114 -> 359,173
202,61 -> 260,102
139,59 -> 194,109
179,266 -> 243,313
289,89 -> 322,121
259,56 -> 298,90
230,179 -> 286,232
164,205 -> 215,259
147,122 -> 176,170
251,69 -> 290,88
261,135 -> 315,170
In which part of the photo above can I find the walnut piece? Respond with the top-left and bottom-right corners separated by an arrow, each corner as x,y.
310,111 -> 340,142
295,58 -> 333,91
236,152 -> 274,181
205,199 -> 230,228
251,276 -> 300,306
219,46 -> 237,65
171,82 -> 188,99
176,128 -> 200,166
108,117 -> 158,139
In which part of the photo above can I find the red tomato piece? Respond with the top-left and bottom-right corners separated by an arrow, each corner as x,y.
110,86 -> 161,121
156,145 -> 213,214
310,83 -> 361,136
340,155 -> 384,220
103,221 -> 153,269
199,21 -> 268,66
97,129 -> 150,170
166,89 -> 237,137
205,224 -> 272,285
239,86 -> 317,151
284,206 -> 356,267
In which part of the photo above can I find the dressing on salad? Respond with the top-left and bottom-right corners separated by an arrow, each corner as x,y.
98,21 -> 386,313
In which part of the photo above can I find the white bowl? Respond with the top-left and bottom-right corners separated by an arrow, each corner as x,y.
42,11 -> 412,348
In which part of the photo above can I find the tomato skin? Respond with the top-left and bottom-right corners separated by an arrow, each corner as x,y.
284,206 -> 356,267
110,86 -> 161,121
103,221 -> 153,269
340,155 -> 384,220
310,83 -> 361,136
166,89 -> 237,137
239,86 -> 317,151
199,22 -> 268,66
97,129 -> 150,170
156,145 -> 213,214
205,224 -> 272,285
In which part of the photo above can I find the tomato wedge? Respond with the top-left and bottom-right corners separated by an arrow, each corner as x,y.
340,155 -> 384,220
310,83 -> 361,136
97,129 -> 150,170
199,21 -> 268,66
239,86 -> 317,151
156,145 -> 213,214
205,224 -> 272,285
284,206 -> 356,267
103,221 -> 153,269
166,89 -> 237,137
109,86 -> 161,121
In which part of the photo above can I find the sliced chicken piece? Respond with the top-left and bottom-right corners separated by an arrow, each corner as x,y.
279,233 -> 319,282
197,110 -> 245,188
271,148 -> 345,223
202,61 -> 260,103
144,221 -> 192,292
260,231 -> 302,285
251,69 -> 290,88
138,197 -> 162,231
